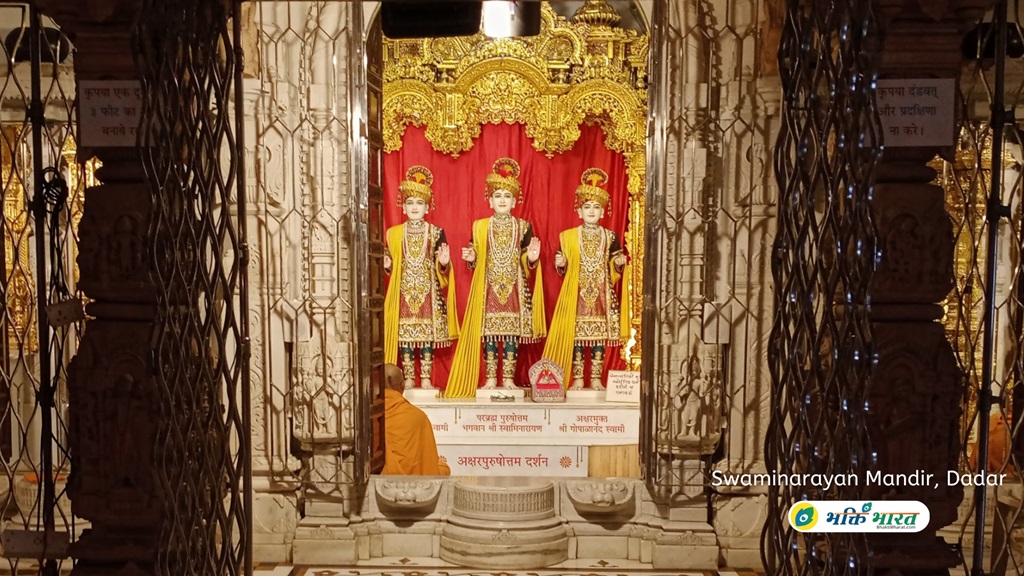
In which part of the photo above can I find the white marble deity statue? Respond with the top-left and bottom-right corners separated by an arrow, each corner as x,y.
383,165 -> 460,389
445,158 -> 546,397
542,168 -> 629,390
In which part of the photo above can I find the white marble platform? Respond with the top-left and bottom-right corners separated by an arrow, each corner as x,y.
475,387 -> 527,403
411,395 -> 639,477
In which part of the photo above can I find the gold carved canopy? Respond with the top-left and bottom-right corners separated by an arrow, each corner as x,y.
382,1 -> 649,366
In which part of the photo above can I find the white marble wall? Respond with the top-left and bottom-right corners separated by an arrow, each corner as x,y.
242,1 -> 362,563
644,0 -> 779,566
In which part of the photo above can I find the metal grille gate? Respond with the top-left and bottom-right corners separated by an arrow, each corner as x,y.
763,0 -> 882,574
133,0 -> 251,575
0,4 -> 91,574
946,1 -> 1024,574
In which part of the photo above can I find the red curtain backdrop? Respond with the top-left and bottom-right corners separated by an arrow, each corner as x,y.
383,122 -> 629,391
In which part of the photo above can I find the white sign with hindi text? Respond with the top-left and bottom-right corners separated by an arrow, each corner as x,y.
876,79 -> 955,148
439,444 -> 588,477
79,81 -> 142,148
422,404 -> 639,445
605,370 -> 641,403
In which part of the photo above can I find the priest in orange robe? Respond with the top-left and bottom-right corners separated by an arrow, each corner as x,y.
383,364 -> 451,475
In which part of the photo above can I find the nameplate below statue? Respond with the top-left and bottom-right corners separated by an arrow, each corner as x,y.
438,444 -> 588,477
475,388 -> 527,403
422,404 -> 639,446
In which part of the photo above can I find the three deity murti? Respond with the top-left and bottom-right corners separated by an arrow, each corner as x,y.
383,158 -> 631,398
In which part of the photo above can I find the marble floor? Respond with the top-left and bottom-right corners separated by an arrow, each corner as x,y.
254,561 -> 763,576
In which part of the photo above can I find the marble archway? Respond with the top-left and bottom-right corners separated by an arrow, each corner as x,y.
237,0 -> 780,568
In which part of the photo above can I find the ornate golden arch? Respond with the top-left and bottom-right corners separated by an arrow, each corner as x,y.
382,1 -> 648,366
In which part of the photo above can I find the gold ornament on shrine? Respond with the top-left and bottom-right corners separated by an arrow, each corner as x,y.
575,167 -> 611,211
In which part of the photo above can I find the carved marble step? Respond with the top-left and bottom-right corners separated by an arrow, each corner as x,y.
440,478 -> 568,569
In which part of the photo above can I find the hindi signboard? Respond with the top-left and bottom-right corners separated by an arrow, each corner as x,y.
876,79 -> 955,148
423,404 -> 639,445
605,370 -> 640,404
439,444 -> 588,477
79,81 -> 142,148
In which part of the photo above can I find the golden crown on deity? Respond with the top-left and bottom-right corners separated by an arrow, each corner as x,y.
485,157 -> 522,199
398,165 -> 434,207
575,167 -> 611,211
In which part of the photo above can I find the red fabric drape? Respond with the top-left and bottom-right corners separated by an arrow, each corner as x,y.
384,122 -> 629,391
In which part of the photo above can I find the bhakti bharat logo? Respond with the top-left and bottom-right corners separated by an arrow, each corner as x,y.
788,501 -> 930,533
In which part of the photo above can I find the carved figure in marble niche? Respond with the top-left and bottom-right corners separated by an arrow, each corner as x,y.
383,165 -> 460,389
542,168 -> 629,390
445,158 -> 545,396
673,355 -> 703,439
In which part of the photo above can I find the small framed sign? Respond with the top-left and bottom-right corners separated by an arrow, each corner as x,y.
605,370 -> 640,404
529,359 -> 566,403
78,80 -> 143,148
876,78 -> 956,148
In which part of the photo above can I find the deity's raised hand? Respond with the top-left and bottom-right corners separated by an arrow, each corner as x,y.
436,243 -> 451,267
527,237 -> 541,263
462,246 -> 477,263
383,253 -> 392,270
614,253 -> 627,268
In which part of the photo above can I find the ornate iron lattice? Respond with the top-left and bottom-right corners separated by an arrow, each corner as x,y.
247,1 -> 368,505
945,2 -> 1024,573
0,5 -> 92,573
133,0 -> 250,574
762,0 -> 882,573
643,0 -> 778,503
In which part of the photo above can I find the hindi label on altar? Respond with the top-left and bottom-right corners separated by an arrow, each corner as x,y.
605,370 -> 640,403
79,81 -> 142,148
421,404 -> 639,445
876,79 -> 955,148
439,444 -> 588,477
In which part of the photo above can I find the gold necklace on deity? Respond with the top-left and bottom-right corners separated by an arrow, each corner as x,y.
487,215 -> 519,305
402,221 -> 431,310
579,225 -> 606,309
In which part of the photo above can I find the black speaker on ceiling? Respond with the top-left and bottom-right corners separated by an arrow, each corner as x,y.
381,1 -> 483,39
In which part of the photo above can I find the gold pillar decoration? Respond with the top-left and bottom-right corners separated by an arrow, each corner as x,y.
2,125 -> 35,353
60,134 -> 102,285
383,1 -> 648,367
931,132 -> 1013,447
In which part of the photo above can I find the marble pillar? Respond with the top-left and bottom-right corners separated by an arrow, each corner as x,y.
865,1 -> 997,572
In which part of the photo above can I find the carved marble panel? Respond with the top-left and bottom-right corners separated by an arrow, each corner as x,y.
246,3 -> 358,492
374,478 -> 444,511
291,340 -> 352,446
67,320 -> 160,527
645,0 -> 776,501
565,479 -> 636,515
76,182 -> 154,302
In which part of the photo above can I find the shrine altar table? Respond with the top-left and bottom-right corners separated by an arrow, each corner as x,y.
413,399 -> 640,477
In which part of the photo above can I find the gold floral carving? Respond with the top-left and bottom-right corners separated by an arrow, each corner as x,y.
931,131 -> 1009,442
2,128 -> 99,353
383,2 -> 648,367
2,125 -> 35,353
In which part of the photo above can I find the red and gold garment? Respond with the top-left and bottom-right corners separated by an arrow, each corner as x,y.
444,215 -> 547,397
383,221 -> 460,365
542,224 -> 631,384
